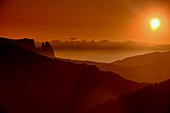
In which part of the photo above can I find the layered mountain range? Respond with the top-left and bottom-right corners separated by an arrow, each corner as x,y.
65,51 -> 170,83
0,38 -> 147,113
2,37 -> 169,113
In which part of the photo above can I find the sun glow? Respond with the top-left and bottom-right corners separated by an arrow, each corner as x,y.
150,18 -> 160,30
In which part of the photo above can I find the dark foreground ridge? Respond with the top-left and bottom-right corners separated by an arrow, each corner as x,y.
86,79 -> 170,113
0,37 -> 55,58
65,51 -> 170,83
0,44 -> 146,113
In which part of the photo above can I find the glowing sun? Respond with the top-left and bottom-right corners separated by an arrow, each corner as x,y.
150,18 -> 160,30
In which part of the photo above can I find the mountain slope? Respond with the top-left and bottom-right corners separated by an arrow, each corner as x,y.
0,37 -> 55,58
67,51 -> 170,82
113,51 -> 170,67
86,79 -> 170,113
0,44 -> 146,113
112,51 -> 170,82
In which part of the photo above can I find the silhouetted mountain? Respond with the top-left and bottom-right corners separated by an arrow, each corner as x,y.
113,51 -> 170,67
0,37 -> 36,51
0,44 -> 146,113
37,41 -> 55,57
50,40 -> 170,51
112,51 -> 170,82
85,79 -> 170,113
51,40 -> 170,62
66,51 -> 170,83
0,37 -> 55,58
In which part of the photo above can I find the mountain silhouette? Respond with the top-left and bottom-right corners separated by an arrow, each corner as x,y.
67,51 -> 170,83
112,51 -> 170,82
0,37 -> 55,58
85,79 -> 170,113
0,44 -> 146,113
37,41 -> 55,57
0,37 -> 36,51
50,40 -> 170,51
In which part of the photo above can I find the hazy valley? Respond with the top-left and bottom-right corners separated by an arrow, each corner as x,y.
48,40 -> 170,62
0,37 -> 170,113
2,0 -> 170,112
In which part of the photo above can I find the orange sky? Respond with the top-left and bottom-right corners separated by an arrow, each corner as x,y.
0,0 -> 170,43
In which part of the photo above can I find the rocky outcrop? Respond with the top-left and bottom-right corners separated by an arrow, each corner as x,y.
0,37 -> 36,51
37,41 -> 55,58
0,37 -> 55,58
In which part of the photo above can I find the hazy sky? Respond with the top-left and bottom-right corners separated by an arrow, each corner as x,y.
0,0 -> 170,42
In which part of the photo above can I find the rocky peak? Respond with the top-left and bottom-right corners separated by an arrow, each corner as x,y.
0,37 -> 55,58
37,41 -> 55,58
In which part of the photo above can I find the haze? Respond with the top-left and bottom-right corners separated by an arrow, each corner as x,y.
0,0 -> 170,43
1,1 -> 170,112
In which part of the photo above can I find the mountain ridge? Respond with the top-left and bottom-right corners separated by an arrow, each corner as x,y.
65,50 -> 170,82
0,37 -> 55,58
0,44 -> 146,113
85,79 -> 170,113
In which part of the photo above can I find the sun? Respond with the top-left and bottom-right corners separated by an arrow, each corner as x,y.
150,18 -> 160,30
